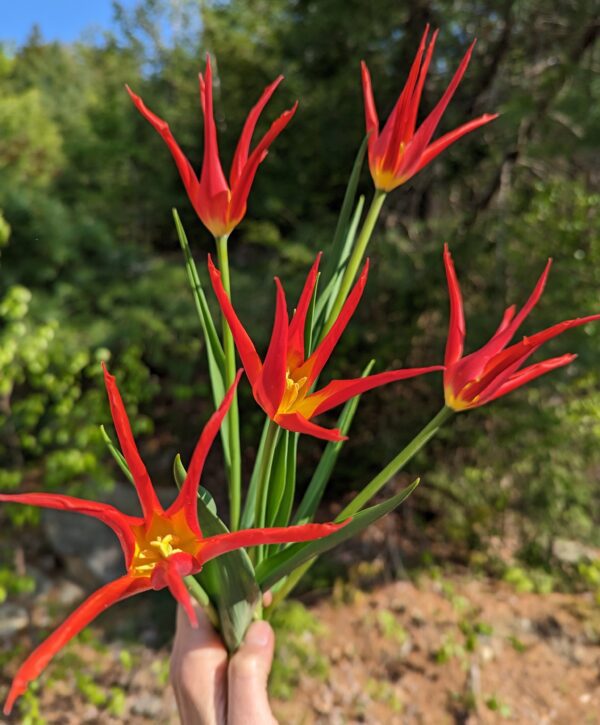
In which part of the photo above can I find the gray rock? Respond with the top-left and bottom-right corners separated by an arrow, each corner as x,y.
131,692 -> 163,718
552,538 -> 597,564
0,603 -> 29,637
41,482 -> 178,585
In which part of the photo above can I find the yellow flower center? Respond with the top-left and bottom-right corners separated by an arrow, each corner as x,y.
277,371 -> 308,415
129,510 -> 201,578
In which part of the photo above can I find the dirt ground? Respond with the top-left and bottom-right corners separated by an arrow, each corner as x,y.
2,572 -> 599,724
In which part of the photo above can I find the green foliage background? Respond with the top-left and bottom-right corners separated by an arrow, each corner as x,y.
0,0 -> 598,565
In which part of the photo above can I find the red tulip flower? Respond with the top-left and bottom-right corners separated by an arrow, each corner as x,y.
443,245 -> 600,410
1,365 -> 347,714
127,55 -> 297,238
209,253 -> 442,441
361,26 -> 498,192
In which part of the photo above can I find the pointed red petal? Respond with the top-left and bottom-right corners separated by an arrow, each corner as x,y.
207,255 -> 262,386
483,354 -> 577,405
403,28 -> 438,142
229,102 -> 298,225
443,245 -> 466,367
409,113 -> 498,177
167,371 -> 242,531
198,55 -> 229,200
301,260 -> 369,386
102,364 -> 162,519
515,313 -> 600,351
3,575 -> 148,715
198,520 -> 350,564
377,26 -> 433,168
303,365 -> 444,417
126,85 -> 200,200
0,492 -> 139,565
450,259 -> 553,394
400,39 -> 476,176
275,411 -> 346,441
229,75 -> 284,188
360,60 -> 380,156
287,254 -> 322,369
254,278 -> 289,415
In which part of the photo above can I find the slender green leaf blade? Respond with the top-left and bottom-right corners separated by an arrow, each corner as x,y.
319,135 -> 368,290
256,479 -> 420,590
100,425 -> 133,484
240,416 -> 271,529
273,432 -> 298,528
293,360 -> 375,524
173,209 -> 230,462
196,497 -> 261,652
265,430 -> 289,526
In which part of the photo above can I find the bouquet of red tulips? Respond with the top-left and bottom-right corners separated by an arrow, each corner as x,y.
3,26 -> 599,715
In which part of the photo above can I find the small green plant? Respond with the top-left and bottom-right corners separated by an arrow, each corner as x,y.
376,609 -> 408,645
75,672 -> 107,707
486,693 -> 512,717
366,677 -> 403,713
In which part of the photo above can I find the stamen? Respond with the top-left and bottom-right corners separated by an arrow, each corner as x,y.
279,372 -> 308,413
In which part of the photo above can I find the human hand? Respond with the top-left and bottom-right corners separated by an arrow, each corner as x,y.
170,601 -> 277,725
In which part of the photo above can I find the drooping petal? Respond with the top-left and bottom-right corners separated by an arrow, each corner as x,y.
300,260 -> 369,387
0,493 -> 139,566
408,113 -> 499,177
255,278 -> 289,415
126,85 -> 200,199
287,253 -> 322,369
198,520 -> 349,564
275,411 -> 346,441
207,255 -> 263,386
102,364 -> 162,519
301,365 -> 444,418
228,102 -> 298,224
443,245 -> 466,367
229,75 -> 284,188
167,372 -> 242,532
3,575 -> 148,715
150,555 -> 198,628
483,354 -> 577,405
400,39 -> 476,176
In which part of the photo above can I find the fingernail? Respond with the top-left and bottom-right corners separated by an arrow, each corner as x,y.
245,621 -> 271,647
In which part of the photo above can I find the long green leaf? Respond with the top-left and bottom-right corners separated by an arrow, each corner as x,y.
100,425 -> 133,484
173,453 -> 217,515
292,359 -> 375,524
195,497 -> 261,652
256,479 -> 420,590
175,456 -> 260,652
314,194 -> 365,329
173,209 -> 230,462
319,135 -> 368,291
273,432 -> 298,528
265,430 -> 289,526
240,416 -> 271,529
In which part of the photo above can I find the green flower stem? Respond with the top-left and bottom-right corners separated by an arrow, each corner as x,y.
184,576 -> 219,628
338,406 -> 454,520
255,419 -> 280,562
321,188 -> 387,337
215,234 -> 242,531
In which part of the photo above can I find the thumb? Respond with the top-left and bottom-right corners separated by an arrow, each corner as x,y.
228,620 -> 277,725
